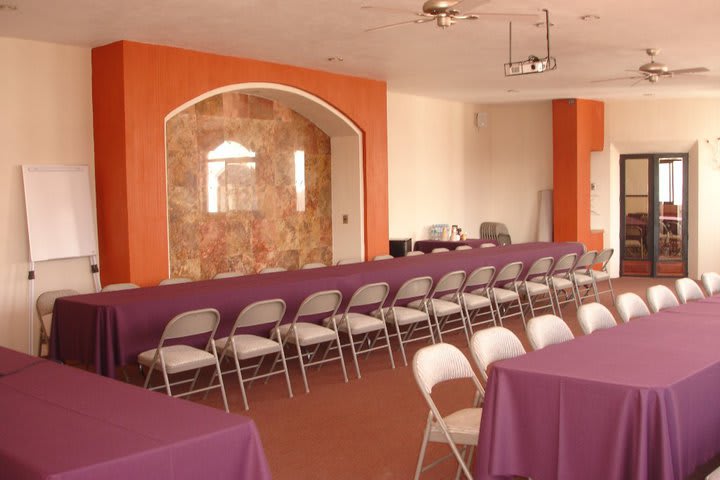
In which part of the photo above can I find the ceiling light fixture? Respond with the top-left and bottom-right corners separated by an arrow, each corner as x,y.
326,56 -> 344,62
507,89 -> 519,93
0,3 -> 18,11
580,14 -> 600,21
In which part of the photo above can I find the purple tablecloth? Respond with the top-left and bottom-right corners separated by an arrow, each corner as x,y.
414,239 -> 499,253
0,347 -> 270,480
51,241 -> 582,377
475,300 -> 720,480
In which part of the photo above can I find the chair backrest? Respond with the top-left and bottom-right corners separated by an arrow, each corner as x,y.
413,343 -> 481,394
159,277 -> 192,286
213,271 -> 243,279
346,282 -> 390,311
701,272 -> 720,296
101,282 -> 140,292
231,298 -> 286,331
433,270 -> 466,297
431,248 -> 449,253
464,266 -> 496,292
161,308 -> 220,341
301,262 -> 326,269
391,276 -> 433,305
455,245 -> 472,251
480,243 -> 496,248
573,251 -> 597,273
577,303 -> 617,335
36,289 -> 79,317
259,267 -> 287,274
406,250 -> 424,256
493,261 -> 524,285
646,285 -> 679,313
526,314 -> 574,351
550,253 -> 578,277
524,256 -> 554,281
294,290 -> 343,320
372,254 -> 394,261
594,248 -> 614,270
336,258 -> 363,265
469,327 -> 525,382
615,292 -> 651,323
675,277 -> 705,304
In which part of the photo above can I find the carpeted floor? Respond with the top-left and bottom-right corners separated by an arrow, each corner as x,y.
125,275 -> 720,479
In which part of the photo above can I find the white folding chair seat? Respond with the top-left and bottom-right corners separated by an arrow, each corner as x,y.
526,314 -> 574,351
138,308 -> 228,412
379,276 -> 434,366
212,299 -> 292,410
591,248 -> 615,303
274,290 -> 347,393
577,302 -> 617,335
469,326 -> 525,382
301,262 -> 326,269
216,335 -> 280,359
413,343 -> 484,480
572,251 -> 598,305
701,272 -> 720,296
490,261 -> 526,328
324,282 -> 394,378
159,277 -> 192,285
213,271 -> 243,279
675,277 -> 705,304
101,282 -> 140,292
548,253 -> 578,317
138,345 -> 216,373
36,289 -> 79,356
646,285 -> 679,313
462,266 -> 497,333
615,292 -> 651,323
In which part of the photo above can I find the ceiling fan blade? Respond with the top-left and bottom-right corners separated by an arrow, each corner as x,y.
591,76 -> 643,83
631,77 -> 648,87
453,0 -> 491,10
667,67 -> 710,75
365,18 -> 433,32
360,5 -> 418,15
463,11 -> 541,21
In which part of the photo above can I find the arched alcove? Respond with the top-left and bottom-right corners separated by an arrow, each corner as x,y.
164,83 -> 364,277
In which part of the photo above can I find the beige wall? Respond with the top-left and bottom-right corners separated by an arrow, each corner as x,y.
387,92 -> 553,245
0,38 -> 96,353
592,99 -> 720,278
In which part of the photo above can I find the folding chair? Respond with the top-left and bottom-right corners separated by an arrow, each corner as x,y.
274,290 -> 347,393
413,343 -> 484,480
701,272 -> 720,296
590,248 -> 615,303
324,282 -> 394,379
101,282 -> 140,292
378,276 -> 435,366
615,292 -> 651,323
517,256 -> 556,317
158,277 -> 192,285
469,327 -> 525,382
646,285 -> 679,313
301,262 -> 326,269
461,266 -> 497,334
572,250 -> 598,306
489,261 -> 525,327
211,299 -> 292,410
425,270 -> 469,343
526,314 -> 574,351
675,277 -> 705,304
577,302 -> 617,335
548,253 -> 578,317
213,271 -> 244,279
138,308 -> 228,412
36,289 -> 78,356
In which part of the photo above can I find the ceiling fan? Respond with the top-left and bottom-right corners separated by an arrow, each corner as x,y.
362,0 -> 538,32
594,48 -> 709,85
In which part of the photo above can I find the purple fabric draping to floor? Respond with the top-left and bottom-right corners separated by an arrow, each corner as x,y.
475,299 -> 720,480
50,241 -> 582,377
0,346 -> 270,480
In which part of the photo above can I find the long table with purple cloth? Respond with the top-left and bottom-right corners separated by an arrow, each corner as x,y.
0,346 -> 270,480
475,295 -> 720,480
50,241 -> 582,378
414,238 -> 499,253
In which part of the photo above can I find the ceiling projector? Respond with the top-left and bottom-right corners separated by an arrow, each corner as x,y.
504,56 -> 548,76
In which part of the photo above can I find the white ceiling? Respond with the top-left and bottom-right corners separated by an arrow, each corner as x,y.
2,0 -> 720,103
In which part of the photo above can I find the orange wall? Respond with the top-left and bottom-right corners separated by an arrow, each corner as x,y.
92,41 -> 389,285
552,99 -> 604,249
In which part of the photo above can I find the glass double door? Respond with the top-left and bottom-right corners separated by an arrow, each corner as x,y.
620,153 -> 688,277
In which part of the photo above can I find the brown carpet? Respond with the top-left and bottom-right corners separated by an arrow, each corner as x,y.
126,276 -> 720,479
